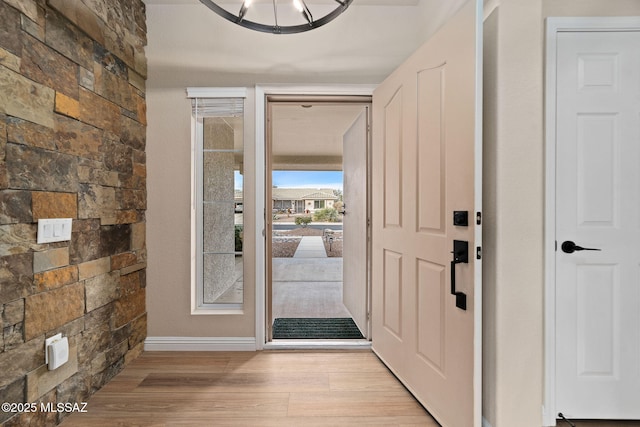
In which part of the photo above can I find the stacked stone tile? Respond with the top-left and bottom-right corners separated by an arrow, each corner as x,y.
0,0 -> 147,425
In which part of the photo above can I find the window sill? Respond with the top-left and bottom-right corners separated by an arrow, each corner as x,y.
191,305 -> 244,315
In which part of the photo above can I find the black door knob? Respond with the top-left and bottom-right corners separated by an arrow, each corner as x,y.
561,240 -> 601,254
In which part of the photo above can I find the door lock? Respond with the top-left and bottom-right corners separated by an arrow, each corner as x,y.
453,211 -> 469,226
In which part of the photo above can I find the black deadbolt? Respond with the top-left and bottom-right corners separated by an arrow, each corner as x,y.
453,211 -> 469,226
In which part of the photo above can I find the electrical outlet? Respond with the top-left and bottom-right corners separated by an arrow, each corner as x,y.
45,333 -> 69,370
45,333 -> 62,364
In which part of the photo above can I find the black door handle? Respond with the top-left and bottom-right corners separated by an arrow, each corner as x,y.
450,240 -> 468,310
561,240 -> 602,254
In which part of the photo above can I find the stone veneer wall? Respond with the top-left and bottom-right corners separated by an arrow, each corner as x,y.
0,0 -> 147,425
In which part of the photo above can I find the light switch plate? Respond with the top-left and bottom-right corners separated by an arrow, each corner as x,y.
37,218 -> 73,244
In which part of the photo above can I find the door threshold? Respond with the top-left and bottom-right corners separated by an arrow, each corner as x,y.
264,339 -> 371,350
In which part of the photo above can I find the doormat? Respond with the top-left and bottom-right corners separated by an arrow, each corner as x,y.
272,318 -> 364,339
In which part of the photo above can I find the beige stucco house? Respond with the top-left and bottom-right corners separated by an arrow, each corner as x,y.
271,188 -> 338,213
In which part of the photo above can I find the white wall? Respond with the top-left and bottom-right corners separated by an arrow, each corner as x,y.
483,0 -> 545,424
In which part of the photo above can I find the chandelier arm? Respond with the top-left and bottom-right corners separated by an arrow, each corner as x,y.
199,0 -> 242,25
300,0 -> 314,25
273,0 -> 278,29
198,0 -> 353,35
237,1 -> 249,22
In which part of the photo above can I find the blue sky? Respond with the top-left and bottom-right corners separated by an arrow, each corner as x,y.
234,171 -> 343,190
273,171 -> 343,190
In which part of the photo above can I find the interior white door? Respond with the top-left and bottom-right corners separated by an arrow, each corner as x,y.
371,1 -> 482,426
342,108 -> 369,337
555,30 -> 640,419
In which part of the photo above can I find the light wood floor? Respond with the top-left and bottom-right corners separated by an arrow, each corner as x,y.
61,350 -> 439,426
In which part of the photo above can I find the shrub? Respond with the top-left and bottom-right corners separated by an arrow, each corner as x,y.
234,225 -> 243,252
294,216 -> 312,227
313,207 -> 339,222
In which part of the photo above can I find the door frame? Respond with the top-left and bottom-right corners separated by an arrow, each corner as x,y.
255,84 -> 376,349
543,17 -> 640,427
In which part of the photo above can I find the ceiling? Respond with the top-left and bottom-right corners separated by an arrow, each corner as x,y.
145,1 -> 420,8
144,0 -> 467,165
270,102 -> 365,170
144,0 -> 467,88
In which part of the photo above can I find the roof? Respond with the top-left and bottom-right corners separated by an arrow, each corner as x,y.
234,188 -> 338,201
272,188 -> 338,201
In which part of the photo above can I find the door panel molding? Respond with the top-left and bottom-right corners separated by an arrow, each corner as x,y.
417,66 -> 446,235
416,258 -> 446,373
383,88 -> 404,229
544,17 -> 640,426
383,249 -> 403,337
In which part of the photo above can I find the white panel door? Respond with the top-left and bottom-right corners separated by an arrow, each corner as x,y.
343,108 -> 369,337
371,1 -> 482,426
556,30 -> 640,419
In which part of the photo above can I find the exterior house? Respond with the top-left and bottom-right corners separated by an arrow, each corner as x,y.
1,0 -> 639,426
236,188 -> 338,213
271,188 -> 338,213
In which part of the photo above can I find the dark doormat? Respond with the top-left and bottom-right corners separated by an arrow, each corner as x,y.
272,318 -> 364,339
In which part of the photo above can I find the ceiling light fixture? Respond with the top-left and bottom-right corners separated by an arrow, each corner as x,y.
199,0 -> 353,34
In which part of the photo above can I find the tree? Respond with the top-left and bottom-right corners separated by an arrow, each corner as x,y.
313,207 -> 339,222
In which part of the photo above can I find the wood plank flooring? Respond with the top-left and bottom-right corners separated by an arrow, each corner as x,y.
61,350 -> 440,426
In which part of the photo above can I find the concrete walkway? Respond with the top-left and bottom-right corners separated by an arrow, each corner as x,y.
271,257 -> 347,318
293,236 -> 327,258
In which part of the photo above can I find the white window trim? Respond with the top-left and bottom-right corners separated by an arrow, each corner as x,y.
188,87 -> 247,315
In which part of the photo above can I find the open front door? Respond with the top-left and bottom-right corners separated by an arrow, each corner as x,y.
371,1 -> 482,426
342,108 -> 369,338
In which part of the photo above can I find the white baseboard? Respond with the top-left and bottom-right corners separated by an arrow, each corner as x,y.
482,417 -> 493,427
144,336 -> 257,351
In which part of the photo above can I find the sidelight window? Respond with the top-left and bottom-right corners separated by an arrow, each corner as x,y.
190,90 -> 246,311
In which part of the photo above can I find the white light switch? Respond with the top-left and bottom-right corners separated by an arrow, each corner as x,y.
37,218 -> 72,244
